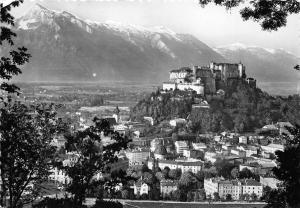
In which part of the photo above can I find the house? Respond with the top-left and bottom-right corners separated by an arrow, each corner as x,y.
175,140 -> 189,154
192,142 -> 207,150
261,143 -> 284,154
147,158 -> 203,174
241,179 -> 263,198
49,167 -> 71,184
205,151 -> 217,163
183,149 -> 204,160
204,178 -> 220,199
169,118 -> 187,127
160,179 -> 178,198
133,181 -> 150,196
218,180 -> 242,200
230,149 -> 246,158
239,136 -> 248,144
260,176 -> 280,189
276,122 -> 293,135
125,148 -> 150,166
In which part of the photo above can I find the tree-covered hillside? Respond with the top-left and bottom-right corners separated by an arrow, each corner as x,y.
130,79 -> 300,133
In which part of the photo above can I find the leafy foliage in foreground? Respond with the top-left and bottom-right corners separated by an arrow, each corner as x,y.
265,126 -> 300,208
0,100 -> 64,208
60,118 -> 129,207
0,0 -> 30,94
199,0 -> 300,31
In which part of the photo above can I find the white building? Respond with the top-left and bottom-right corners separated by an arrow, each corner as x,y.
204,178 -> 220,199
260,176 -> 280,189
192,142 -> 207,150
169,118 -> 187,127
150,138 -> 164,152
241,179 -> 263,198
205,151 -> 217,163
261,143 -> 284,154
175,140 -> 189,154
49,167 -> 71,185
148,158 -> 202,174
125,148 -> 150,166
133,181 -> 150,196
239,136 -> 248,144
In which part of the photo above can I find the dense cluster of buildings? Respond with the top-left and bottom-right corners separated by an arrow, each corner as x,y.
163,62 -> 256,95
121,118 -> 291,200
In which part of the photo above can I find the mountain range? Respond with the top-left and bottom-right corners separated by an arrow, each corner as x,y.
6,4 -> 300,94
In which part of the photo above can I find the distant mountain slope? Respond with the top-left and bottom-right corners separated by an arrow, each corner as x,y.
11,4 -> 225,83
215,43 -> 300,85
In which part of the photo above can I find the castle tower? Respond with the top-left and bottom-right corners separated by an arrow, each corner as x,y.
238,63 -> 246,79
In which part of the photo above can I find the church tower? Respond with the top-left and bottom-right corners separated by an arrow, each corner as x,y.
113,106 -> 120,123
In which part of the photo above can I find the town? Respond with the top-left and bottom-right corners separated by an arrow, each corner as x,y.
1,1 -> 300,208
44,62 -> 293,203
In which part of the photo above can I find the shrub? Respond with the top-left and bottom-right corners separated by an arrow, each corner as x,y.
92,199 -> 123,208
32,198 -> 87,208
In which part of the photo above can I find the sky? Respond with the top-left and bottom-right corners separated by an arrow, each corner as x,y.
10,0 -> 300,57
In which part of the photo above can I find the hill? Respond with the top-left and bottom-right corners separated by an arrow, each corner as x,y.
130,79 -> 300,133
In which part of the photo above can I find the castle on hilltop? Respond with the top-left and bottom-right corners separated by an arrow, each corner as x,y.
162,62 -> 256,95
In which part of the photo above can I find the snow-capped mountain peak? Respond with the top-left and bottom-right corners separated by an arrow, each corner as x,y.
215,42 -> 297,57
217,42 -> 248,51
18,4 -> 59,30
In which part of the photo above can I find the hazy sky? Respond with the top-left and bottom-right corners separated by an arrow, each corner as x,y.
12,0 -> 300,56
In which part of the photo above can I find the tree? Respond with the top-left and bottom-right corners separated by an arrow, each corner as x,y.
0,101 -> 62,208
187,191 -> 194,202
143,172 -> 154,185
141,163 -> 150,173
168,168 -> 182,180
264,189 -> 286,208
214,158 -> 236,178
261,186 -> 272,201
199,1 -> 300,31
270,126 -> 300,208
155,172 -> 164,181
62,118 -> 128,207
196,189 -> 206,201
0,0 -> 30,94
239,167 -> 258,180
250,192 -> 258,201
162,167 -> 170,179
179,171 -> 195,190
230,167 -> 239,179
241,193 -> 250,201
213,192 -> 220,201
226,194 -> 232,201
